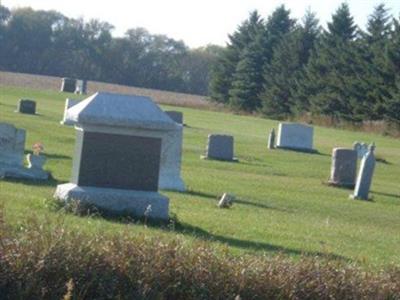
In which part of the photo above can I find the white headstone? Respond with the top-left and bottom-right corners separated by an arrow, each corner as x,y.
0,123 -> 48,180
276,123 -> 314,151
0,123 -> 26,167
353,142 -> 369,159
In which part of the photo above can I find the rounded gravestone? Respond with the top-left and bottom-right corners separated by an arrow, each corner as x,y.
329,148 -> 358,188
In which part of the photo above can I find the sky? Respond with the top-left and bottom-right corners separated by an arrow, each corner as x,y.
3,0 -> 400,48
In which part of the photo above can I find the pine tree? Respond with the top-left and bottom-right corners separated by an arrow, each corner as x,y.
209,11 -> 264,104
302,3 -> 364,121
261,10 -> 320,118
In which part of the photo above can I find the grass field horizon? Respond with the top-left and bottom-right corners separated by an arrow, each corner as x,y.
1,82 -> 400,270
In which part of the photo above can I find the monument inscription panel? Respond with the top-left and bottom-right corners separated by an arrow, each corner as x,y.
72,131 -> 161,191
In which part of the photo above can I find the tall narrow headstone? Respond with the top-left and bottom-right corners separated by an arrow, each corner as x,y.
351,144 -> 376,200
353,141 -> 369,159
17,99 -> 36,114
202,134 -> 237,162
75,80 -> 87,95
328,148 -> 357,187
267,128 -> 275,149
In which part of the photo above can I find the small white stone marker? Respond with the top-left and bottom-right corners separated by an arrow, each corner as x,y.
218,193 -> 235,208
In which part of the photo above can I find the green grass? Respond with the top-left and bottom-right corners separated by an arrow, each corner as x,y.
1,85 -> 400,269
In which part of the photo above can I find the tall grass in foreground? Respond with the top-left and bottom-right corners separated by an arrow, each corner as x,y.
1,207 -> 400,300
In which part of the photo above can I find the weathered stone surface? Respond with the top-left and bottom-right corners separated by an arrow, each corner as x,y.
0,123 -> 48,180
203,134 -> 237,161
17,99 -> 36,114
351,144 -> 376,200
218,193 -> 235,208
71,131 -> 161,191
165,111 -> 183,124
328,148 -> 357,187
61,98 -> 79,125
65,92 -> 178,131
56,92 -> 178,219
276,123 -> 314,151
267,128 -> 275,149
0,123 -> 26,166
353,142 -> 369,159
60,77 -> 76,93
54,183 -> 169,220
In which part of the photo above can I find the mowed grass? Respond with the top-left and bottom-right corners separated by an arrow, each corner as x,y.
1,85 -> 400,269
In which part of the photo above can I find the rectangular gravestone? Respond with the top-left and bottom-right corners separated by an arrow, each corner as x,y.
204,134 -> 237,161
0,123 -> 26,166
276,123 -> 314,151
71,131 -> 161,191
60,77 -> 76,93
17,99 -> 36,114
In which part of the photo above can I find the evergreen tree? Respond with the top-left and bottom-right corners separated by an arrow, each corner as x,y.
209,11 -> 264,104
261,10 -> 320,118
303,3 -> 364,121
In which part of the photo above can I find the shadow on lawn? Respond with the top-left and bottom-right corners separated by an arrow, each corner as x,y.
2,175 -> 65,187
371,190 -> 400,200
174,221 -> 348,262
184,190 -> 292,212
24,150 -> 71,160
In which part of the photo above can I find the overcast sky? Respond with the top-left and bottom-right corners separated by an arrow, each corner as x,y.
3,0 -> 400,48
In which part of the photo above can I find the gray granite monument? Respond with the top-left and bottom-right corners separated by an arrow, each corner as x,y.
202,134 -> 238,162
54,92 -> 184,219
267,128 -> 275,149
328,148 -> 358,188
351,144 -> 376,200
17,99 -> 36,114
165,111 -> 183,125
60,77 -> 76,93
0,123 -> 48,180
276,123 -> 314,152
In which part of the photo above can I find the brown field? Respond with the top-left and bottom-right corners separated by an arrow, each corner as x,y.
0,71 -> 216,109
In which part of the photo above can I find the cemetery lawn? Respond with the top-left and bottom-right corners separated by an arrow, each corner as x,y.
1,85 -> 400,269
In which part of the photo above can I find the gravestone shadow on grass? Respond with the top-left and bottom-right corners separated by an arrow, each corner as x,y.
2,174 -> 63,187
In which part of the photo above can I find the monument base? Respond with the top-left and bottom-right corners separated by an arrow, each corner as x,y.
327,180 -> 355,189
0,164 -> 49,180
276,146 -> 317,153
200,155 -> 239,162
54,183 -> 169,220
159,175 -> 186,192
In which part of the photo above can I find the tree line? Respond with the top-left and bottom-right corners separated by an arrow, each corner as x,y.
0,3 -> 222,95
209,3 -> 400,123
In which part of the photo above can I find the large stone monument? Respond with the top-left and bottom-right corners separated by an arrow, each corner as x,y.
165,111 -> 183,125
351,144 -> 376,200
54,92 -> 185,219
276,123 -> 314,152
17,99 -> 36,115
202,134 -> 238,162
60,78 -> 76,93
328,148 -> 358,188
61,98 -> 80,125
0,123 -> 48,180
